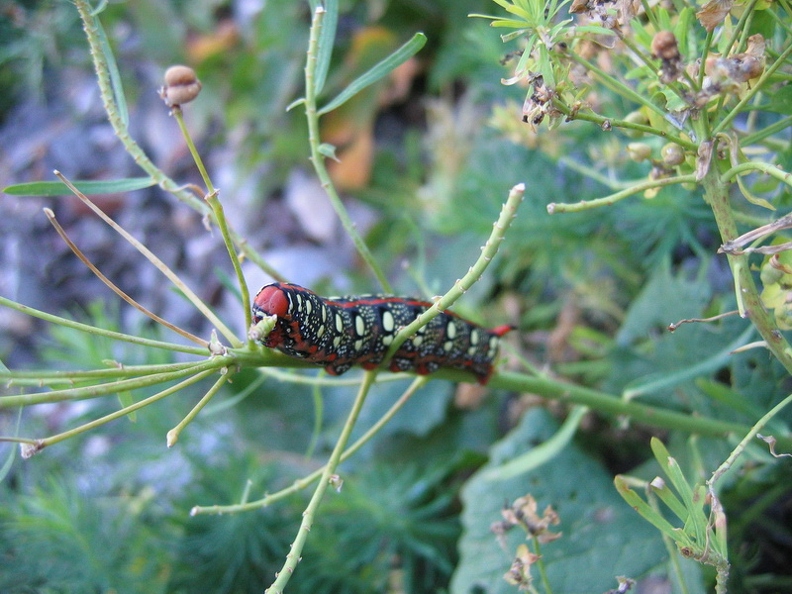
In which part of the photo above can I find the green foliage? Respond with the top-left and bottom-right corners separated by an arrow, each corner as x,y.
3,0 -> 792,592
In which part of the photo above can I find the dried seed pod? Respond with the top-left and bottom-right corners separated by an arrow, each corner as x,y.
651,31 -> 679,61
661,143 -> 685,166
160,65 -> 202,107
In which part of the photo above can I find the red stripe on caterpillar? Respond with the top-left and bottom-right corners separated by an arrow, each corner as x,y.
252,282 -> 512,384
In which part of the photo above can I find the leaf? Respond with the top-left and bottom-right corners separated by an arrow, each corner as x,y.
94,15 -> 129,129
3,177 -> 156,197
317,32 -> 427,116
451,408 -> 672,593
480,406 -> 588,480
311,0 -> 337,96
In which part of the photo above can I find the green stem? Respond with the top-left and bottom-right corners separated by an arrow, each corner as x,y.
551,100 -> 696,150
167,372 -> 231,446
303,6 -> 391,292
191,376 -> 428,515
563,50 -> 671,123
720,161 -> 792,187
30,369 -> 218,455
72,0 -> 285,282
547,174 -> 697,213
1,361 -> 211,384
712,42 -> 792,136
266,371 -> 377,593
0,359 -> 222,408
700,158 -> 792,372
489,371 -> 792,450
384,183 -> 524,364
205,190 -> 254,338
0,295 -> 207,357
709,392 -> 792,488
741,114 -> 792,146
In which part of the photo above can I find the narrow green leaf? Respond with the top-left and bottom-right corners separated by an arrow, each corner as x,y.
3,177 -> 156,197
614,475 -> 682,540
650,477 -> 688,522
117,391 -> 137,422
94,15 -> 129,129
482,405 -> 589,480
317,32 -> 427,116
313,0 -> 338,96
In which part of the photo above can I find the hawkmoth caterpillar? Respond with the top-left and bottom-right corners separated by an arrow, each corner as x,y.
252,282 -> 512,384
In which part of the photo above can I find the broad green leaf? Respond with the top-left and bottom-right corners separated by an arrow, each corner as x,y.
480,405 -> 588,480
4,177 -> 156,197
452,408 -> 673,593
317,33 -> 427,116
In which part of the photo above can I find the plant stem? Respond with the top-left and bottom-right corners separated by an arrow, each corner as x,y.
55,172 -> 241,347
712,42 -> 792,136
700,156 -> 792,373
266,371 -> 377,593
0,295 -> 207,355
0,359 -> 223,408
490,371 -> 792,450
547,174 -> 697,213
72,0 -> 285,282
32,369 -> 218,453
303,6 -> 391,292
384,183 -> 524,362
191,376 -> 428,514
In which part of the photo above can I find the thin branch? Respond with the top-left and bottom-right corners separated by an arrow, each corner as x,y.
303,6 -> 392,292
192,375 -> 428,513
0,295 -> 207,357
44,208 -> 207,347
383,183 -> 524,366
266,370 -> 378,593
54,171 -> 241,347
547,174 -> 697,213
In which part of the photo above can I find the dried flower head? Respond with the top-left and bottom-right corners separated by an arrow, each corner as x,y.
160,65 -> 202,107
652,31 -> 683,83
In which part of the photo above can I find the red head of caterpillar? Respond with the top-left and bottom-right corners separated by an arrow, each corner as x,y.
252,282 -> 512,384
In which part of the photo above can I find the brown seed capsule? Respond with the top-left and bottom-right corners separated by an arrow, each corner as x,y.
651,31 -> 679,61
160,65 -> 202,107
661,143 -> 685,166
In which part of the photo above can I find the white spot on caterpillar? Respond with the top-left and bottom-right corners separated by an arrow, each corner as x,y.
412,335 -> 423,347
354,339 -> 363,351
305,298 -> 312,315
470,329 -> 480,346
335,313 -> 344,333
321,306 -> 327,322
333,335 -> 342,348
355,315 -> 366,336
446,321 -> 457,340
382,310 -> 395,333
317,325 -> 326,339
443,339 -> 454,352
382,334 -> 393,346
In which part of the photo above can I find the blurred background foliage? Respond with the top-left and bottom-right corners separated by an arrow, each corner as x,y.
1,0 -> 792,592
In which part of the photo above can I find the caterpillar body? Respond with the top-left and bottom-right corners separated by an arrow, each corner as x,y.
252,282 -> 512,384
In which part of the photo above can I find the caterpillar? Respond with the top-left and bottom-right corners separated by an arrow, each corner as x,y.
251,282 -> 512,384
